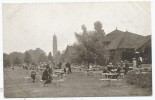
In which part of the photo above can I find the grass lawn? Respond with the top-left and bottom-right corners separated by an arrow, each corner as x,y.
4,67 -> 151,98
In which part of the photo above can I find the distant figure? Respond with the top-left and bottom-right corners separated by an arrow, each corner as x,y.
62,62 -> 67,74
124,61 -> 129,75
31,69 -> 37,83
11,65 -> 14,70
23,65 -> 25,69
132,58 -> 137,69
139,57 -> 143,63
58,62 -> 62,69
66,62 -> 72,74
137,58 -> 142,68
89,64 -> 93,70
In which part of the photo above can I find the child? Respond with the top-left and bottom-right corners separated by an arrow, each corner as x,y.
31,69 -> 37,83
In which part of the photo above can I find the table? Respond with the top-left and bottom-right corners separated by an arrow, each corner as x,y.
100,73 -> 120,86
51,74 -> 65,86
54,69 -> 65,77
105,73 -> 118,79
85,69 -> 94,75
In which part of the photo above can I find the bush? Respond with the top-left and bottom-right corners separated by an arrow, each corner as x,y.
126,70 -> 152,91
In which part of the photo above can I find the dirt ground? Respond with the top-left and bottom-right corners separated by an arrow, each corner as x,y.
4,67 -> 152,98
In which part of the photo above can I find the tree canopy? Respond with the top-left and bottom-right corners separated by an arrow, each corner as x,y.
73,21 -> 106,66
24,51 -> 32,65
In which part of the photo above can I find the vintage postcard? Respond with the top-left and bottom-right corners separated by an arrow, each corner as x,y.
3,2 -> 152,97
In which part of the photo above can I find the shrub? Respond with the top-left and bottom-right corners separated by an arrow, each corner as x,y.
126,70 -> 152,91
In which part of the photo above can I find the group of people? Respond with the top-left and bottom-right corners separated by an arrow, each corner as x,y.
28,61 -> 72,86
102,60 -> 131,79
102,57 -> 143,79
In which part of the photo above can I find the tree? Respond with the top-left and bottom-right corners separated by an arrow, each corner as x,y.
38,53 -> 48,63
94,21 -> 105,35
13,56 -> 22,65
48,52 -> 54,62
24,51 -> 32,65
74,30 -> 95,67
9,52 -> 24,64
73,21 -> 107,66
3,53 -> 11,67
81,24 -> 87,34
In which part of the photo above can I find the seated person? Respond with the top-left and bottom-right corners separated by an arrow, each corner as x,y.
103,67 -> 108,73
107,63 -> 114,72
116,64 -> 121,74
120,67 -> 125,76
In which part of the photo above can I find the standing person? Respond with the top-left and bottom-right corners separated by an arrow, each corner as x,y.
66,62 -> 72,74
124,61 -> 129,75
137,58 -> 142,68
11,65 -> 14,70
23,64 -> 25,69
62,62 -> 66,74
132,58 -> 137,70
58,62 -> 62,69
68,62 -> 72,74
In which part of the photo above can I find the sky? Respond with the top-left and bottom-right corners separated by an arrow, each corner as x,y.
3,2 -> 151,55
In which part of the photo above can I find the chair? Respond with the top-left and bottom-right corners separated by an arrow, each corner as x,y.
24,76 -> 30,83
120,70 -> 125,78
52,74 -> 65,86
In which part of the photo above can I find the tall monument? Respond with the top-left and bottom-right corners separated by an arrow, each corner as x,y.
53,34 -> 58,57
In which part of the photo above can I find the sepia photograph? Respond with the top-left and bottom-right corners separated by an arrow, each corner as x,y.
2,1 -> 152,98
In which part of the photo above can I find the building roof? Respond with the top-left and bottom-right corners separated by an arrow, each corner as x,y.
103,29 -> 148,50
135,35 -> 151,49
64,45 -> 75,57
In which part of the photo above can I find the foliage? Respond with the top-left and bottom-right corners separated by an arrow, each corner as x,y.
54,51 -> 61,63
38,53 -> 48,63
3,53 -> 11,67
13,56 -> 22,65
94,21 -> 105,35
3,48 -> 48,67
48,52 -> 54,62
81,24 -> 87,34
24,51 -> 32,64
126,70 -> 152,91
73,21 -> 106,66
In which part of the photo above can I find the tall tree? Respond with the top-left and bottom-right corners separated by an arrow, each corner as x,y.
94,21 -> 105,35
81,24 -> 87,34
24,51 -> 32,65
73,21 -> 106,66
74,30 -> 95,67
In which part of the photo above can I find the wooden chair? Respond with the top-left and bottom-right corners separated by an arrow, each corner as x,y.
52,74 -> 65,86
